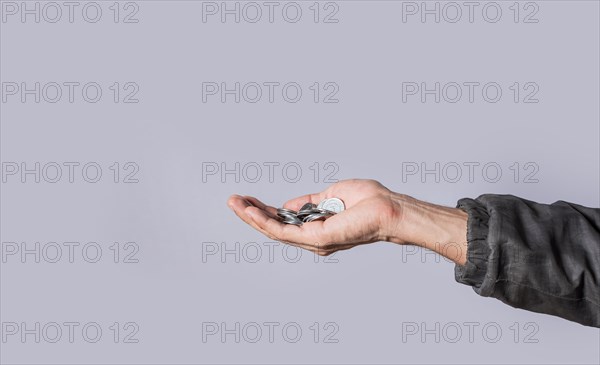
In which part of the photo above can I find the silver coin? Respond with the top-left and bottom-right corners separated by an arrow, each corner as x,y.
302,208 -> 334,217
277,212 -> 296,219
278,215 -> 297,222
276,200 -> 341,225
319,198 -> 345,213
300,202 -> 317,211
282,216 -> 303,225
277,208 -> 297,215
297,208 -> 319,216
304,213 -> 329,222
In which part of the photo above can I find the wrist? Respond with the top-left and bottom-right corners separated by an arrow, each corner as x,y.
383,193 -> 468,265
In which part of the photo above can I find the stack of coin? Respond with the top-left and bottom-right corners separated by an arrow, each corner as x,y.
276,208 -> 303,225
276,198 -> 345,226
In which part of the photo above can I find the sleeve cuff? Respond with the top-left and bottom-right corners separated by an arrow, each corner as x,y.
454,197 -> 493,296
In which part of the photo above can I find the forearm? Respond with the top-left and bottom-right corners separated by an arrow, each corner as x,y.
385,193 -> 468,265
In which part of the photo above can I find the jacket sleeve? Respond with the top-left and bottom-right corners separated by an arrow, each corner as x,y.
454,194 -> 600,327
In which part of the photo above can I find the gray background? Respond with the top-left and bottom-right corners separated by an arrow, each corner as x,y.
1,0 -> 599,363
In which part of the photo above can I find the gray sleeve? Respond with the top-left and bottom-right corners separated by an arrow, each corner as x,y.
454,194 -> 600,328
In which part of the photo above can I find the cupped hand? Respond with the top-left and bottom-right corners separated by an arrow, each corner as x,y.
227,179 -> 405,256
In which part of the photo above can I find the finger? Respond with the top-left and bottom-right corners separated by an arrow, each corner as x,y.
227,195 -> 278,238
245,207 -> 338,253
248,206 -> 355,254
283,192 -> 325,211
243,202 -> 363,256
227,195 -> 256,226
229,195 -> 327,247
228,195 -> 349,255
243,196 -> 279,219
246,206 -> 323,245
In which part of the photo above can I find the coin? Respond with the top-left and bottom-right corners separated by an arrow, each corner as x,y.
296,211 -> 312,219
304,213 -> 329,222
300,203 -> 317,211
319,198 -> 345,213
277,208 -> 297,215
276,198 -> 344,225
282,216 -> 303,225
277,208 -> 298,223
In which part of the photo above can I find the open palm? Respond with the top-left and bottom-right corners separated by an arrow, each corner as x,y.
227,179 -> 402,255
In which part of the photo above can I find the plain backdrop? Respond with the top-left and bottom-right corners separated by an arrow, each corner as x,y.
1,1 -> 599,364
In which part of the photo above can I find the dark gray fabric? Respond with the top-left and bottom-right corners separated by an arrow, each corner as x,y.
455,194 -> 600,328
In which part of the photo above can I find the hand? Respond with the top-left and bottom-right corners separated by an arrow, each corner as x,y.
227,179 -> 405,256
227,179 -> 468,264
